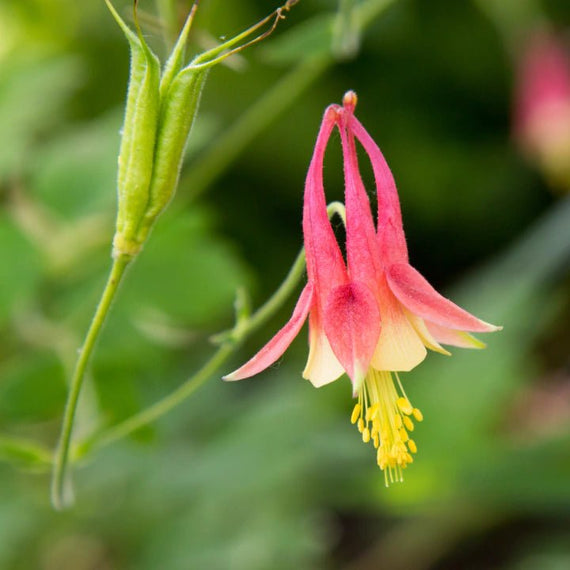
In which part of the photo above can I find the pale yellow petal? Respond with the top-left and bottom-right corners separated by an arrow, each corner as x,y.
371,295 -> 427,371
302,326 -> 344,387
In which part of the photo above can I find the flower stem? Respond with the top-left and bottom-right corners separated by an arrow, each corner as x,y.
51,253 -> 132,510
75,202 -> 346,459
241,202 -> 344,335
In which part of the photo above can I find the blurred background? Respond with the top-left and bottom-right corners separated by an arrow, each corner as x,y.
0,0 -> 569,568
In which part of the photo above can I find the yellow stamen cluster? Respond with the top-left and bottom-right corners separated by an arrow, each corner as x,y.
350,369 -> 423,486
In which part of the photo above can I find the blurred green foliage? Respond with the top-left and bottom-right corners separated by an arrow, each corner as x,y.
0,0 -> 569,568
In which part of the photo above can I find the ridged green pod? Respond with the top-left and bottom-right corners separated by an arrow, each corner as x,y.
135,68 -> 208,244
106,1 -> 160,256
104,0 -> 289,254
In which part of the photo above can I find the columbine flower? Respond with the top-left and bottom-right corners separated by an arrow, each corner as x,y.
224,91 -> 501,484
514,31 -> 570,189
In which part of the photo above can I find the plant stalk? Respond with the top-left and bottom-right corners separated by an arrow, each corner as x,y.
51,253 -> 132,510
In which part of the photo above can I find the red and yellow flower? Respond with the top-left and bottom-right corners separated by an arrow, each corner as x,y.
225,92 -> 501,484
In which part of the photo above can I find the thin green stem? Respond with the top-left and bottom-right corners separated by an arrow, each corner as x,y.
240,202 -> 345,337
76,343 -> 234,456
76,203 -> 346,458
240,248 -> 305,337
51,254 -> 132,510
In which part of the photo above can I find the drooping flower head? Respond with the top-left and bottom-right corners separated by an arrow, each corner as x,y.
225,92 -> 501,484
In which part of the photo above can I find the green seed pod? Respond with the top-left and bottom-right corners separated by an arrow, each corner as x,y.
105,0 -> 294,252
135,67 -> 208,244
131,2 -> 277,244
106,0 -> 160,257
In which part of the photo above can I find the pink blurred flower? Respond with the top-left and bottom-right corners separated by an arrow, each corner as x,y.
515,31 -> 570,188
225,92 -> 500,483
